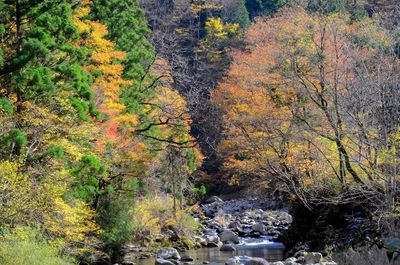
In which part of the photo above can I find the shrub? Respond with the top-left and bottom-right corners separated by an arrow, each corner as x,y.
134,195 -> 199,239
0,227 -> 75,265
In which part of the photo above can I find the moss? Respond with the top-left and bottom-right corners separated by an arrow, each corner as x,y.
178,236 -> 194,250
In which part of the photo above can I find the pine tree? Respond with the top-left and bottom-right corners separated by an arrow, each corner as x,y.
0,0 -> 96,119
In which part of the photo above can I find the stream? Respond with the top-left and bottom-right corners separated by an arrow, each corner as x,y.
137,237 -> 285,265
123,197 -> 337,265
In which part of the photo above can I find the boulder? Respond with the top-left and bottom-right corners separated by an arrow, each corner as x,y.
207,241 -> 223,248
206,196 -> 223,204
194,235 -> 207,246
181,256 -> 194,262
252,223 -> 266,234
152,234 -> 166,242
156,248 -> 181,260
156,259 -> 176,265
229,221 -> 243,232
244,257 -> 269,265
220,244 -> 236,251
206,235 -> 220,244
204,229 -> 218,236
86,251 -> 111,265
283,257 -> 299,265
219,230 -> 240,244
121,253 -> 135,265
304,252 -> 323,264
225,257 -> 241,265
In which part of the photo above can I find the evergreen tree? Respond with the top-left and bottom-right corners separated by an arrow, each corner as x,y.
220,0 -> 251,28
245,0 -> 286,19
0,0 -> 94,115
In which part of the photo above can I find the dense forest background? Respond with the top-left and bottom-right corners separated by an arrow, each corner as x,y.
0,0 -> 399,264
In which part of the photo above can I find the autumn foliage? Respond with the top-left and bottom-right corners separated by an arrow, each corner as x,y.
0,0 -> 202,262
215,8 -> 400,229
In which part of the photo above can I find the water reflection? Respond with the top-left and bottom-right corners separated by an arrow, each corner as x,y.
136,238 -> 284,265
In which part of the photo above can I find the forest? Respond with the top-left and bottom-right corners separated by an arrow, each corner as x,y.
0,0 -> 399,265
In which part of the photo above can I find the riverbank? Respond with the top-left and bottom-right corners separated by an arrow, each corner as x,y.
113,196 -> 339,265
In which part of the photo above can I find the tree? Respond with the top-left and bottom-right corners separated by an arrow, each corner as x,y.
215,7 -> 400,226
90,0 -> 156,118
307,0 -> 367,19
245,0 -> 287,19
139,0 -> 243,174
211,0 -> 251,27
0,0 -> 95,118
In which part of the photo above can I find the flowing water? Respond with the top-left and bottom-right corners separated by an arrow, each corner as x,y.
136,237 -> 285,265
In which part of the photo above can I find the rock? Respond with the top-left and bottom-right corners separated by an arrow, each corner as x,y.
206,235 -> 220,243
139,254 -> 151,259
225,257 -> 241,265
283,257 -> 298,265
195,236 -> 207,247
155,259 -> 176,265
181,256 -> 194,262
244,257 -> 269,265
206,196 -> 223,204
293,250 -> 307,258
86,251 -> 111,265
220,244 -> 236,251
207,241 -> 222,248
156,248 -> 181,260
229,221 -> 243,232
252,223 -> 266,234
304,252 -> 323,264
219,229 -> 240,244
121,253 -> 136,265
204,229 -> 218,236
270,262 -> 284,265
152,234 -> 165,242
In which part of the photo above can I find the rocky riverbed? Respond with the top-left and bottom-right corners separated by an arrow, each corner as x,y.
125,196 -> 338,265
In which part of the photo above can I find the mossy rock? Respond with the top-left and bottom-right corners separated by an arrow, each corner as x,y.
178,237 -> 194,250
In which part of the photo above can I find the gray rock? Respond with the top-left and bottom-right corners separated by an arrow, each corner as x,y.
155,259 -> 175,265
204,229 -> 218,236
220,244 -> 236,251
304,252 -> 323,264
283,257 -> 298,265
244,257 -> 269,265
194,236 -> 207,246
225,257 -> 241,265
207,241 -> 222,248
206,196 -> 223,204
270,262 -> 284,265
283,261 -> 300,265
252,223 -> 266,234
219,230 -> 240,244
156,248 -> 181,260
229,221 -> 243,232
86,251 -> 111,265
181,256 -> 194,262
121,253 -> 135,265
206,235 -> 220,244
